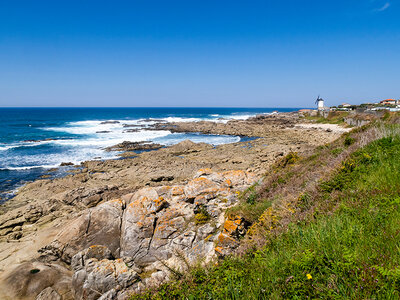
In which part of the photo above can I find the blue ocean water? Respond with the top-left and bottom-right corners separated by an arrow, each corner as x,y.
0,107 -> 299,201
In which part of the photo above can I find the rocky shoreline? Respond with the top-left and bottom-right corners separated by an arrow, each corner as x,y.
0,112 -> 349,299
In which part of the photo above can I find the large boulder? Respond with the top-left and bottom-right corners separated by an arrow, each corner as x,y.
71,245 -> 113,272
120,188 -> 170,266
222,170 -> 257,186
40,199 -> 124,264
184,177 -> 220,201
36,287 -> 62,300
72,255 -> 140,300
3,262 -> 72,300
30,168 -> 258,295
120,169 -> 257,270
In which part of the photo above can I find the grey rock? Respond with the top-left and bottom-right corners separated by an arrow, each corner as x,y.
41,199 -> 124,264
72,258 -> 139,300
4,262 -> 72,299
36,287 -> 62,300
71,245 -> 113,272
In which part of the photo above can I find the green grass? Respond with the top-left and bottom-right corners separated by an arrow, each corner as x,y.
302,111 -> 350,125
227,183 -> 273,223
131,127 -> 400,299
227,152 -> 300,223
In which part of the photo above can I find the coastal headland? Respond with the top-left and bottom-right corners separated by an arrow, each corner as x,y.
0,112 -> 350,299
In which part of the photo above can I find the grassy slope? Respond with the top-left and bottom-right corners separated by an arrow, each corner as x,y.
132,123 -> 400,299
302,111 -> 350,125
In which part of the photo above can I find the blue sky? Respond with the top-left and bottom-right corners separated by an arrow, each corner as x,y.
0,0 -> 399,107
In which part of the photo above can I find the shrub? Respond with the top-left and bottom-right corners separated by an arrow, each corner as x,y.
344,136 -> 355,146
275,152 -> 300,169
194,208 -> 210,225
331,147 -> 344,157
297,192 -> 311,211
246,191 -> 257,205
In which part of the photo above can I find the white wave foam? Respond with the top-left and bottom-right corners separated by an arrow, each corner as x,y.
228,114 -> 254,120
69,120 -> 143,127
0,145 -> 15,151
43,119 -> 156,135
2,114 -> 261,171
159,117 -> 203,123
212,113 -> 274,123
51,130 -> 171,148
0,140 -> 57,151
213,114 -> 255,123
42,114 -> 262,136
0,164 -> 62,171
154,133 -> 240,146
0,145 -> 121,171
43,124 -> 120,135
1,129 -> 172,170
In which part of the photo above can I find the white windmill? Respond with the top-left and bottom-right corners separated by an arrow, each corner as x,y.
315,95 -> 324,110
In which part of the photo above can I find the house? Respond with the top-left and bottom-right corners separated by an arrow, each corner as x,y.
380,99 -> 398,106
334,103 -> 353,111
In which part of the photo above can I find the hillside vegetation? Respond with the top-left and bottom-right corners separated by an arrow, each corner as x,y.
132,118 -> 400,299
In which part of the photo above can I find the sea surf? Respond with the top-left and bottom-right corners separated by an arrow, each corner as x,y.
0,107 -> 299,201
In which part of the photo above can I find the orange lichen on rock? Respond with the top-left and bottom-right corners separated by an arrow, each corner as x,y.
110,198 -> 124,205
214,246 -> 223,256
214,214 -> 247,257
184,177 -> 220,198
171,186 -> 184,196
223,215 -> 245,236
223,218 -> 239,235
196,168 -> 213,177
224,179 -> 232,187
217,233 -> 236,246
153,196 -> 164,205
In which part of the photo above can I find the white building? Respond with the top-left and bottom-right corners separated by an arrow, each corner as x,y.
316,96 -> 325,110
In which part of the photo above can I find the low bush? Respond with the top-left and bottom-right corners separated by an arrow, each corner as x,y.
194,207 -> 210,225
344,136 -> 355,146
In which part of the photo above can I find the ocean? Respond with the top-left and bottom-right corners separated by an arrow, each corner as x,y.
0,107 -> 299,201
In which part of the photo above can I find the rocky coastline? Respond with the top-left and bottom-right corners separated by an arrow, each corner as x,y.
0,112 -> 350,299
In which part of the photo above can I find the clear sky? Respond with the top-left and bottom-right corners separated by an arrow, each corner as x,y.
0,0 -> 399,107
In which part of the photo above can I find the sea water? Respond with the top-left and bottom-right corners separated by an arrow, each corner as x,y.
0,107 -> 299,201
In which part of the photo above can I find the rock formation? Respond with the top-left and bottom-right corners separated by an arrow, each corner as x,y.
1,169 -> 257,299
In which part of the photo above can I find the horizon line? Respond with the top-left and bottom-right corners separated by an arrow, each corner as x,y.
0,106 -> 309,109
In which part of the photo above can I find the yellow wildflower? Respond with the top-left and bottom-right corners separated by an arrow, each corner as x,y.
306,273 -> 312,280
